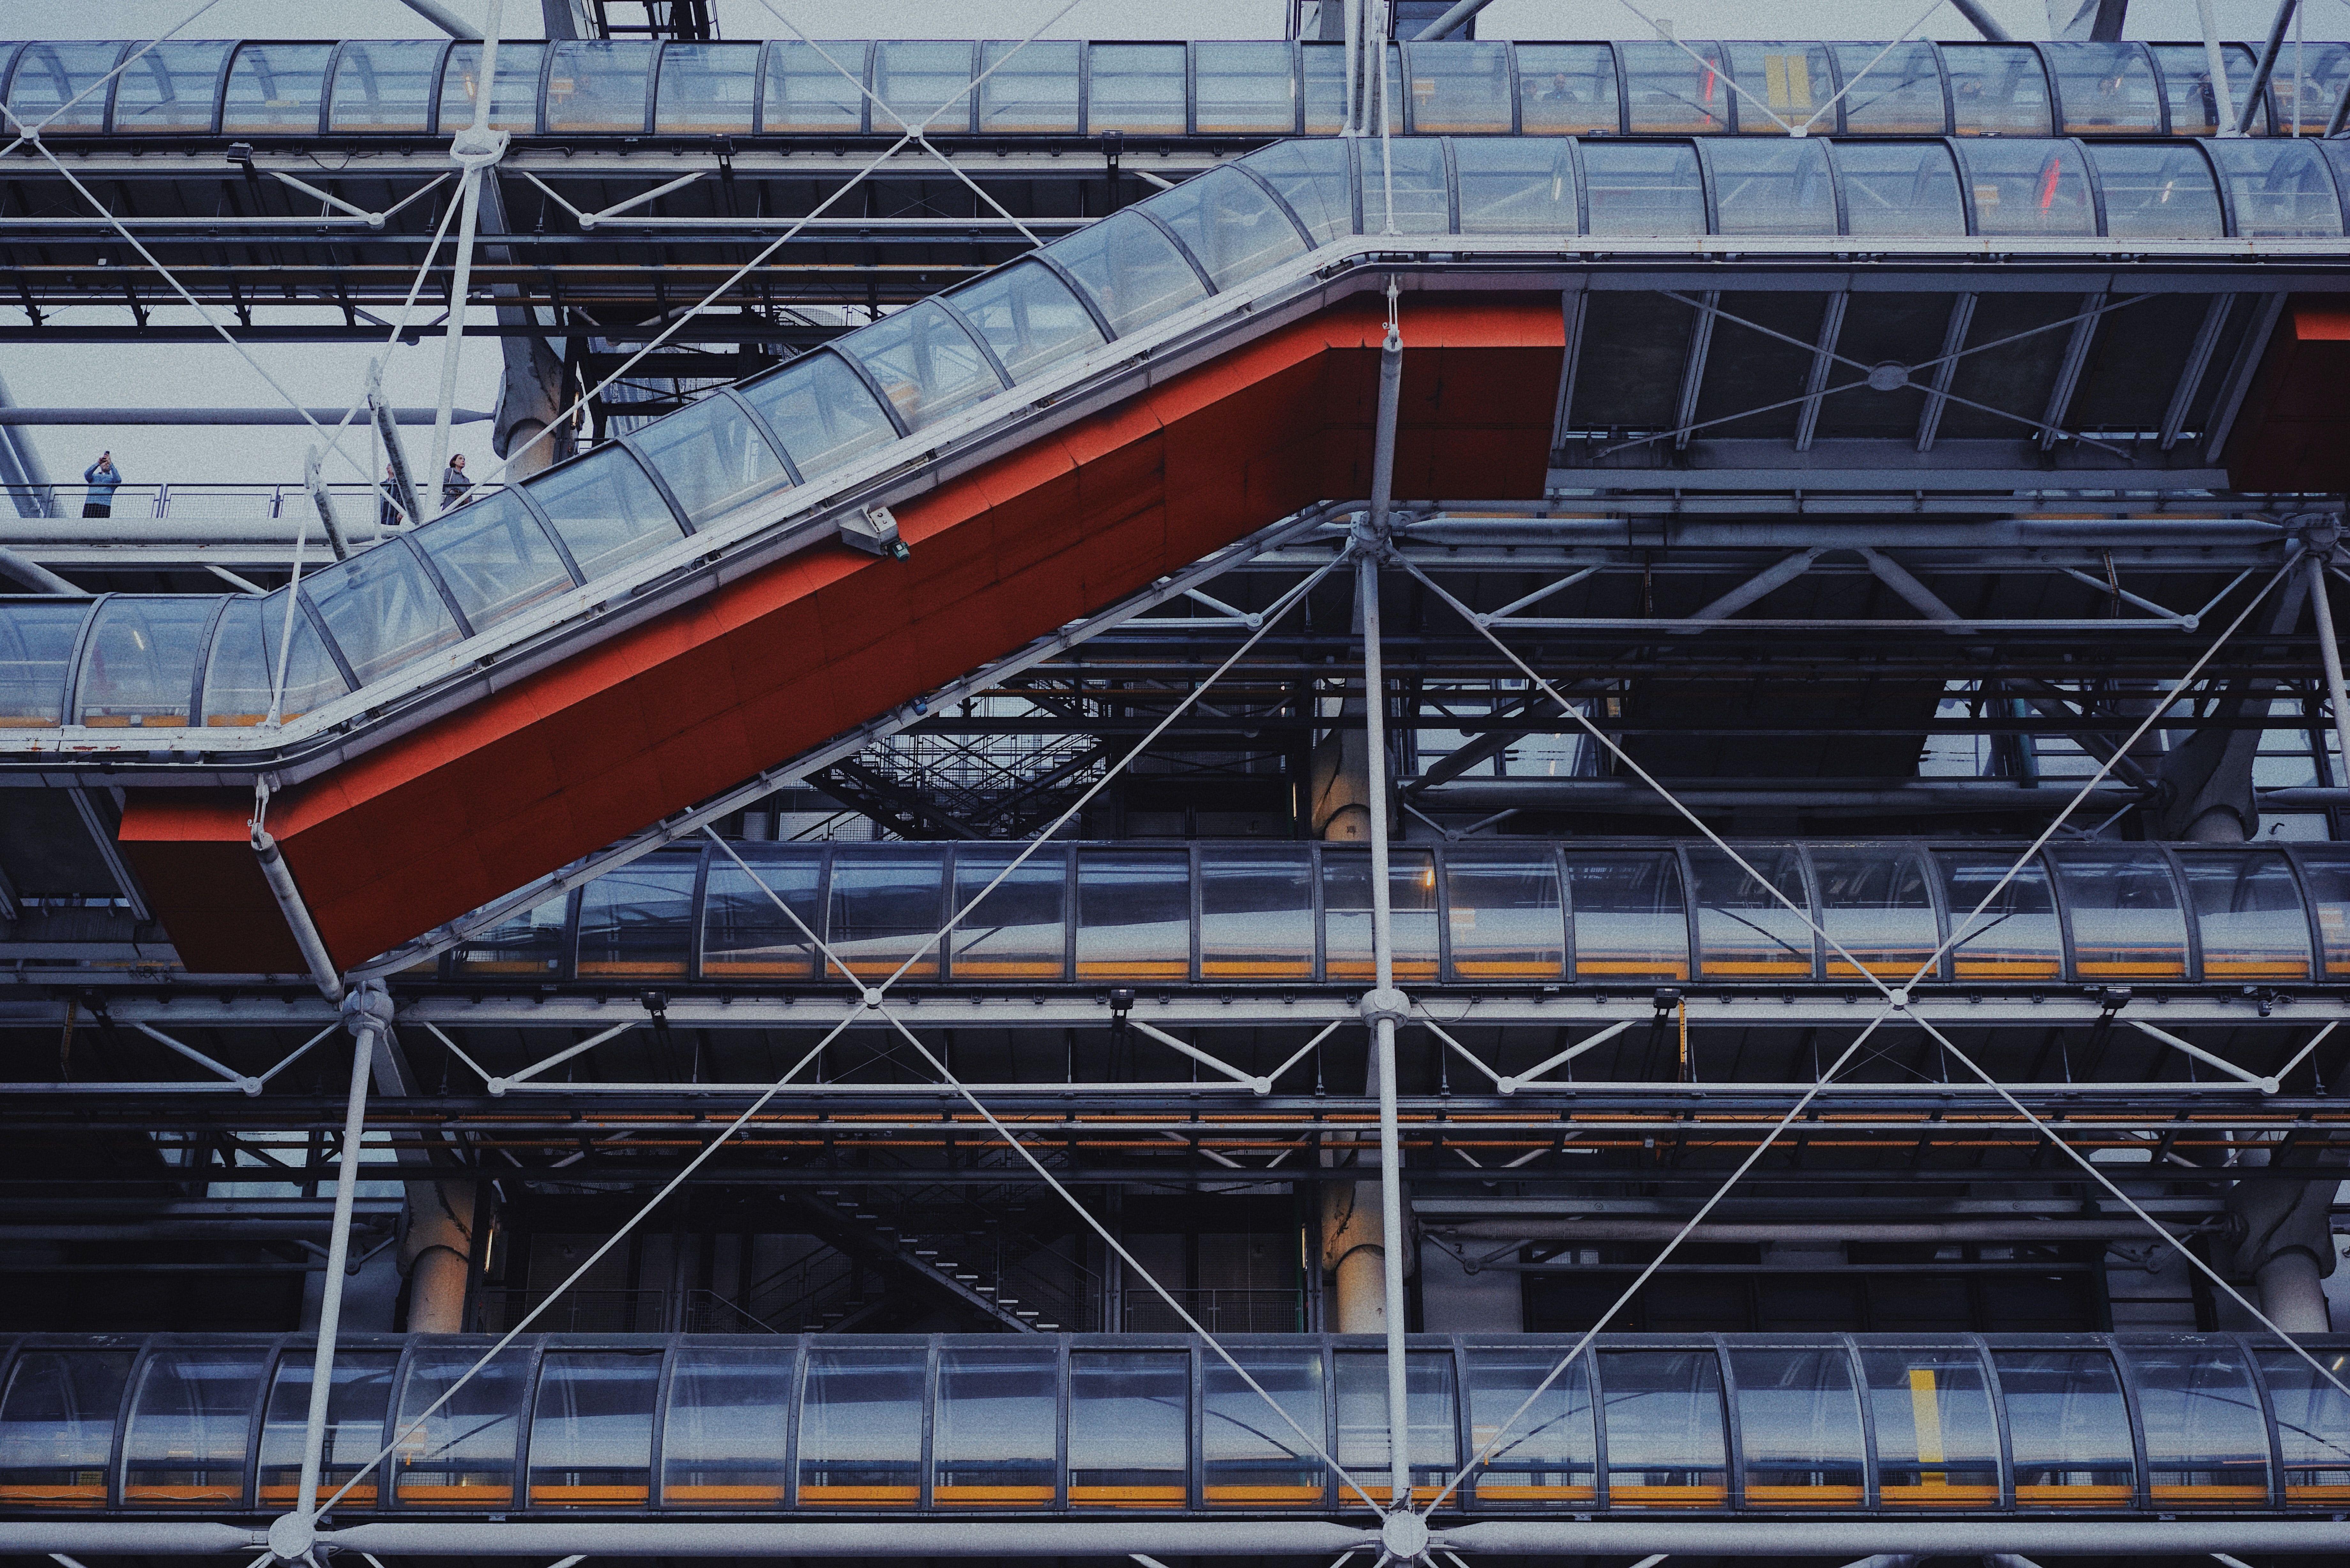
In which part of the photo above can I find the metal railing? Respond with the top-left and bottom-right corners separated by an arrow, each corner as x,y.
1,481 -> 506,523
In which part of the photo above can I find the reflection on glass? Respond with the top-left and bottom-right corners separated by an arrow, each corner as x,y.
762,41 -> 867,132
951,846 -> 1067,980
948,260 -> 1104,381
2179,849 -> 2312,980
1962,140 -> 2093,236
2125,1342 -> 2269,1507
936,1347 -> 1056,1505
1688,847 -> 1814,980
1463,1349 -> 1595,1507
330,41 -> 444,131
2048,41 -> 2160,132
1443,849 -> 1565,980
258,1351 -> 397,1509
1089,42 -> 1185,133
873,40 -> 974,134
575,849 -> 697,978
1199,846 -> 1313,980
1515,44 -> 1617,133
661,1346 -> 790,1507
1070,1351 -> 1186,1507
2091,144 -> 2223,238
1047,211 -> 1209,338
1404,42 -> 1510,133
2208,140 -> 2343,236
1241,138 -> 1355,246
1994,1351 -> 2135,1508
626,391 -> 792,524
1195,41 -> 1295,134
120,1348 -> 267,1505
979,39 -> 1077,133
7,42 -> 127,131
392,1346 -> 531,1507
799,1349 -> 922,1505
438,42 -> 547,133
1945,44 -> 2052,135
525,445 -> 687,582
2255,41 -> 2347,136
0,1350 -> 134,1507
528,1351 -> 660,1506
2258,1347 -> 2350,1506
1360,135 -> 1450,235
1860,1348 -> 2000,1508
655,42 -> 759,134
1454,138 -> 1577,233
1938,852 -> 2063,980
1203,1352 -> 1324,1506
112,41 -> 230,133
302,540 -> 466,684
2050,846 -> 2188,980
1564,853 -> 1685,981
197,592 -> 349,727
1300,42 -> 1400,134
1833,43 -> 1947,133
1600,1350 -> 1728,1507
829,846 -> 944,980
1728,1348 -> 1864,1507
1325,847 -> 1439,982
701,844 -> 823,979
74,597 -> 213,728
1582,142 -> 1705,236
1813,848 -> 1938,979
451,892 -> 569,978
545,41 -> 654,132
0,602 -> 88,727
1836,143 -> 1965,237
1707,139 -> 1837,235
1336,1351 -> 1459,1507
1146,165 -> 1311,286
221,43 -> 331,134
845,300 -> 1006,433
739,352 -> 900,477
2151,43 -> 2259,135
1619,41 -> 1729,133
1723,44 -> 1833,133
1078,848 -> 1191,980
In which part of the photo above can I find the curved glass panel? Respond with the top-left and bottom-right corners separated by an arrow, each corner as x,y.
2151,43 -> 2262,136
2125,1341 -> 2270,1508
2208,139 -> 2343,236
1324,846 -> 1439,983
1090,42 -> 1185,133
329,40 -> 443,131
1946,44 -> 2052,135
0,601 -> 89,728
950,846 -> 1066,981
438,41 -> 547,133
1835,142 -> 1965,236
1582,141 -> 1705,236
829,845 -> 944,980
800,1347 -> 922,1506
761,41 -> 866,132
197,592 -> 349,726
301,541 -> 465,686
1195,41 -> 1295,134
1812,847 -> 1937,979
1962,139 -> 2094,236
1336,1350 -> 1458,1506
948,260 -> 1104,382
1938,851 -> 2063,980
1148,164 -> 1312,286
525,445 -> 686,583
257,1350 -> 394,1511
2259,1346 -> 2350,1507
1203,1351 -> 1324,1507
575,848 -> 696,979
2294,846 -> 2350,977
546,41 -> 653,133
1724,43 -> 1833,134
2049,845 -> 2188,980
7,42 -> 126,132
1729,1347 -> 1864,1507
1463,1348 -> 1595,1507
221,43 -> 330,134
74,595 -> 211,729
1444,847 -> 1565,981
1861,1347 -> 2001,1508
1564,851 -> 1687,982
112,41 -> 229,133
2179,848 -> 2313,981
1199,846 -> 1313,981
1359,134 -> 1450,234
0,1348 -> 133,1507
738,352 -> 898,478
660,1346 -> 790,1508
1070,1350 -> 1186,1508
700,843 -> 823,980
527,1350 -> 659,1507
1514,43 -> 1617,134
1301,42 -> 1401,135
2092,143 -> 2224,238
2049,42 -> 2160,133
450,890 -> 567,979
845,299 -> 1004,433
1601,1349 -> 1727,1508
936,1346 -> 1056,1506
119,1347 -> 263,1506
1707,138 -> 1837,234
1076,848 -> 1190,981
1688,846 -> 1815,980
1240,137 -> 1356,246
1833,43 -> 1946,133
2263,41 -> 2349,137
392,1345 -> 531,1508
654,42 -> 758,134
1405,42 -> 1511,134
1047,210 -> 1210,337
627,392 -> 792,524
1994,1350 -> 2135,1508
873,41 -> 973,135
419,489 -> 579,631
979,39 -> 1077,134
1620,41 -> 1729,133
1454,137 -> 1578,233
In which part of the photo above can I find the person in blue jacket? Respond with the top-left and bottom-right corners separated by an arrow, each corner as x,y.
81,451 -> 122,518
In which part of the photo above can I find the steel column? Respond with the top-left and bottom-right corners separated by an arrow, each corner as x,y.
2305,543 -> 2350,786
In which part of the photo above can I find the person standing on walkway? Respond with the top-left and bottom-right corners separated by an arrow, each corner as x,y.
441,452 -> 473,510
82,451 -> 122,518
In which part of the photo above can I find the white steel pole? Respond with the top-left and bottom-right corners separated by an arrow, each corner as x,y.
427,0 -> 506,516
2304,544 -> 2350,789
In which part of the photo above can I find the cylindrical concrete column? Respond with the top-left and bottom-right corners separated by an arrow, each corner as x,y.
2257,1249 -> 2332,1334
400,1178 -> 478,1334
1322,1177 -> 1388,1331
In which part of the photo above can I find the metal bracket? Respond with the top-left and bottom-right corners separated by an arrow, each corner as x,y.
839,503 -> 910,560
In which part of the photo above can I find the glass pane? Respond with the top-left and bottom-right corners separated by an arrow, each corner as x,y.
2050,846 -> 2188,981
1454,137 -> 1578,233
873,40 -> 972,134
0,1349 -> 133,1507
700,844 -> 823,980
527,1351 -> 660,1507
829,847 -> 944,981
0,601 -> 88,728
1202,1352 -> 1324,1506
1600,1349 -> 1728,1507
2260,41 -> 2347,136
1070,1351 -> 1186,1508
1146,165 -> 1310,287
1335,1351 -> 1458,1506
112,41 -> 228,133
951,846 -> 1067,981
2209,140 -> 2342,237
1443,849 -> 1565,980
7,42 -> 125,132
738,352 -> 899,478
2258,1347 -> 2350,1507
120,1347 -> 266,1506
1812,848 -> 1938,981
221,43 -> 330,134
1077,848 -> 1191,981
302,541 -> 465,685
1463,1348 -> 1595,1507
1564,852 -> 1685,982
1993,1350 -> 2135,1508
258,1351 -> 396,1510
392,1345 -> 531,1508
525,446 -> 686,583
1707,138 -> 1837,235
1688,847 -> 1814,980
416,491 -> 577,633
1833,42 -> 1946,133
1582,142 -> 1705,237
2180,848 -> 2313,981
1619,41 -> 1730,134
2151,43 -> 2257,135
1323,847 -> 1438,983
979,39 -> 1077,133
761,41 -> 866,132
1860,1347 -> 2001,1508
576,849 -> 696,978
2046,41 -> 2159,132
1239,138 -> 1355,246
2125,1342 -> 2270,1508
1195,41 -> 1294,134
197,592 -> 349,727
330,41 -> 444,133
655,42 -> 758,134
1048,211 -> 1209,337
1298,43 -> 1399,134
451,892 -> 569,978
1727,1347 -> 1864,1507
1198,846 -> 1313,982
1405,42 -> 1510,133
1723,43 -> 1832,133
629,393 -> 792,524
2297,847 -> 2350,977
543,42 -> 654,132
1516,44 -> 1617,133
661,1346 -> 789,1508
948,260 -> 1103,382
1963,139 -> 2094,237
74,597 -> 210,728
799,1348 -> 922,1506
1089,42 -> 1185,133
1946,44 -> 2052,135
1939,851 -> 2063,980
438,42 -> 547,133
845,300 -> 1005,432
1359,134 -> 1450,235
1836,142 -> 1966,237
2089,144 -> 2222,238
935,1347 -> 1055,1506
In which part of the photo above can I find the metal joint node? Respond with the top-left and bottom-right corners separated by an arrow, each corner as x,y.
1380,1509 -> 1431,1558
1359,987 -> 1411,1026
339,979 -> 394,1032
448,125 -> 510,171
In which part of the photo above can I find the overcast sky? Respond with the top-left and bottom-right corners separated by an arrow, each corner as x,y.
1,0 -> 2342,491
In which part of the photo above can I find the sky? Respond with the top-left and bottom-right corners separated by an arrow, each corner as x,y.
0,0 -> 2343,490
